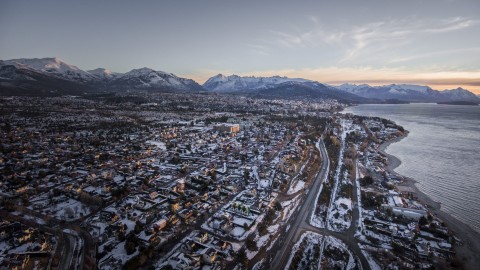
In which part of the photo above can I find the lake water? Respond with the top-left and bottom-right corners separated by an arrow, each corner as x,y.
343,103 -> 480,232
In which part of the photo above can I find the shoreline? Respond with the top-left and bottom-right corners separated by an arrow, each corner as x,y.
378,132 -> 480,269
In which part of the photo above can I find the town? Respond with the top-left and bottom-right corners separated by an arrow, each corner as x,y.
0,93 -> 463,270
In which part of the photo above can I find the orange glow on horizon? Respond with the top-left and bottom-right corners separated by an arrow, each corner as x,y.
184,68 -> 480,95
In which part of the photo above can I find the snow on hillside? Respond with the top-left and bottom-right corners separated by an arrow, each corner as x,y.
0,58 -> 202,91
387,84 -> 432,92
440,87 -> 480,101
87,68 -> 122,80
3,57 -> 96,82
336,83 -> 370,92
335,82 -> 479,102
112,67 -> 202,91
203,74 -> 312,92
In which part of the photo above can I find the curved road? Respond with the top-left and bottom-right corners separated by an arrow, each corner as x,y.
269,138 -> 370,270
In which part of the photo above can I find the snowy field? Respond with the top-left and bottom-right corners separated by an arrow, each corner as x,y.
285,232 -> 359,270
28,194 -> 91,221
285,231 -> 324,270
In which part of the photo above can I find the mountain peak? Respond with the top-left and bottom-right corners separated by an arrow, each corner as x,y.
0,57 -> 203,93
6,57 -> 71,69
87,68 -> 121,79
88,68 -> 112,74
2,57 -> 95,82
111,67 -> 202,91
129,67 -> 155,73
336,82 -> 479,103
203,74 -> 312,92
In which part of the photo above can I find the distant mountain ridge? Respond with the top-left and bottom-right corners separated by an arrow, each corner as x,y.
0,57 -> 203,95
202,74 -> 479,104
109,67 -> 203,92
1,57 -> 478,104
246,81 -> 377,104
336,83 -> 480,103
203,74 -> 312,92
202,75 -> 375,103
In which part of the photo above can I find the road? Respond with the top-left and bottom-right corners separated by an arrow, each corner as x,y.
59,232 -> 75,270
1,205 -> 97,270
269,138 -> 371,270
0,209 -> 76,269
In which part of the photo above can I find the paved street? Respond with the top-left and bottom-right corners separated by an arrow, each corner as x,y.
270,139 -> 370,270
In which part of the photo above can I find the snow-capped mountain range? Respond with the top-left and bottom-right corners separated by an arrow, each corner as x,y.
87,68 -> 121,80
0,57 -> 203,93
202,74 -> 479,103
109,67 -> 203,91
203,74 -> 312,92
0,57 -> 478,104
2,57 -> 96,82
335,83 -> 479,103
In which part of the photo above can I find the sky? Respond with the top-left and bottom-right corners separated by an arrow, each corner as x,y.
1,0 -> 480,93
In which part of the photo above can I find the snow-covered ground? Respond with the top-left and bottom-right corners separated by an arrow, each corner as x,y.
146,140 -> 167,150
322,236 -> 358,270
329,195 -> 353,231
287,150 -> 311,195
201,190 -> 263,241
288,180 -> 305,194
29,195 -> 91,221
285,231 -> 324,270
281,194 -> 301,222
361,249 -> 382,270
98,240 -> 139,268
285,233 -> 358,270
253,165 -> 271,189
252,259 -> 265,270
355,161 -> 365,236
326,120 -> 356,232
326,120 -> 348,229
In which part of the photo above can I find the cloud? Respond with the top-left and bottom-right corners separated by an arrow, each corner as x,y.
307,15 -> 318,25
252,16 -> 479,66
340,17 -> 478,62
246,44 -> 271,56
388,47 -> 480,63
269,30 -> 317,48
425,17 -> 479,33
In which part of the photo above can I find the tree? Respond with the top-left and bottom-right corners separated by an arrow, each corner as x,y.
391,241 -> 404,255
360,175 -> 374,186
65,207 -> 74,219
274,200 -> 282,211
419,216 -> 428,226
124,232 -> 138,255
125,240 -> 136,255
265,208 -> 276,225
427,213 -> 433,222
243,169 -> 250,184
208,169 -> 217,181
245,234 -> 257,251
237,248 -> 248,267
134,220 -> 143,234
258,222 -> 267,236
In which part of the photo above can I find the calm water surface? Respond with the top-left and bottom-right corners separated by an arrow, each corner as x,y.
343,103 -> 480,232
